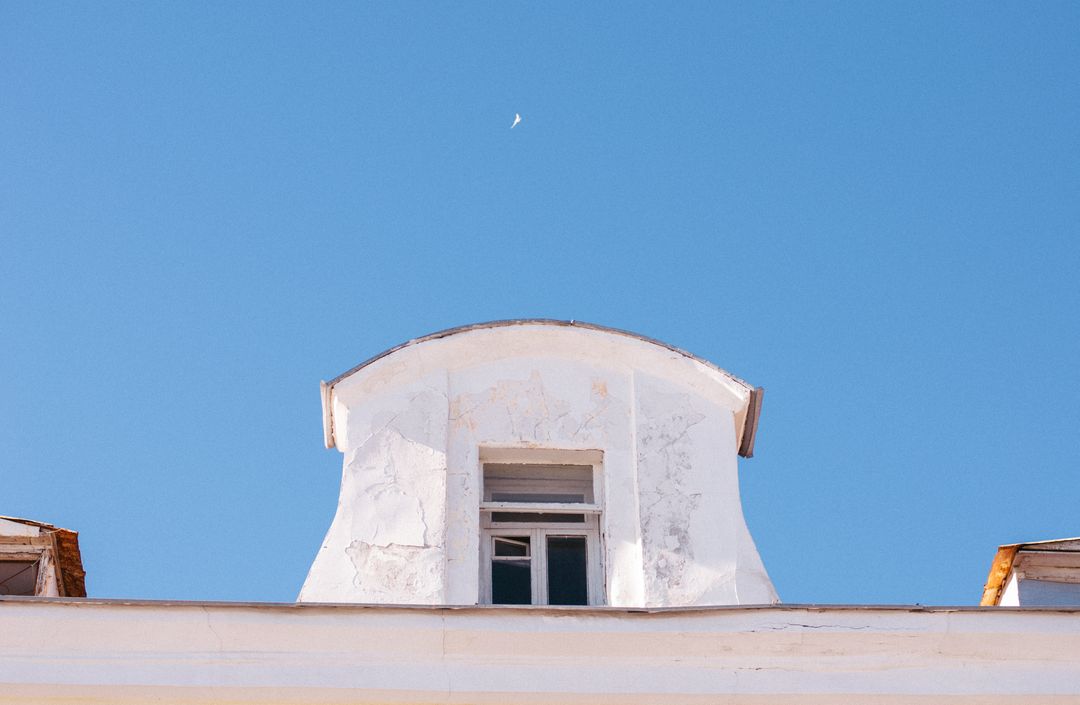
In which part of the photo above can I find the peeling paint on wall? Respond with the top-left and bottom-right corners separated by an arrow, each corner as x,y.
300,324 -> 776,607
299,374 -> 449,605
345,541 -> 442,603
637,392 -> 708,603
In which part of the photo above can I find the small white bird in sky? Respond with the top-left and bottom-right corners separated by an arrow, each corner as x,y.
511,113 -> 522,129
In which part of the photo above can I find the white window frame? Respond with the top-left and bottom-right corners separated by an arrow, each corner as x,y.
478,448 -> 605,606
0,545 -> 57,597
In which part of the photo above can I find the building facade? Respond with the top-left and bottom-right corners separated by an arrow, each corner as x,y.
3,320 -> 1079,704
300,320 -> 775,607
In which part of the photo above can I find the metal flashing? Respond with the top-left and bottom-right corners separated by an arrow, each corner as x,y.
739,387 -> 764,458
4,595 -> 1080,613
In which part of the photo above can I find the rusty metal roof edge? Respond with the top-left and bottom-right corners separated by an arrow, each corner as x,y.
980,545 -> 1020,607
322,319 -> 761,455
53,529 -> 86,598
4,596 -> 1080,614
738,387 -> 764,458
1005,537 -> 1080,549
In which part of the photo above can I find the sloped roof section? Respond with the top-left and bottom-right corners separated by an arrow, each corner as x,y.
320,319 -> 764,457
980,537 -> 1080,606
0,516 -> 86,598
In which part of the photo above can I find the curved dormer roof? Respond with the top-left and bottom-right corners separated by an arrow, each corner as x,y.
320,319 -> 764,457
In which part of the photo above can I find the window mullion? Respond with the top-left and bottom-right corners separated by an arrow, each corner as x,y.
480,531 -> 491,604
533,528 -> 545,605
591,533 -> 600,604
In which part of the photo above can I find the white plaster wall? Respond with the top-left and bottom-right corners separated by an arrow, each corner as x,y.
635,372 -> 774,605
5,599 -> 1080,705
300,324 -> 776,606
0,519 -> 39,537
1000,572 -> 1020,606
300,371 -> 448,603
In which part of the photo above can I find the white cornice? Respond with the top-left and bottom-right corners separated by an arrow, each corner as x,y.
2,599 -> 1079,704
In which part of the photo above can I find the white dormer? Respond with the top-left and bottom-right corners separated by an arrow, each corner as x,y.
300,320 -> 777,607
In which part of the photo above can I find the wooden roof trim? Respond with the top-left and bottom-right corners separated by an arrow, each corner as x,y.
53,529 -> 86,598
980,544 -> 1020,606
738,387 -> 764,458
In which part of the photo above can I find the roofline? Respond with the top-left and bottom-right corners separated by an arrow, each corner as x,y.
1002,537 -> 1080,549
323,320 -> 755,389
5,595 -> 1080,613
6,597 -> 1077,705
0,515 -> 61,532
320,319 -> 762,457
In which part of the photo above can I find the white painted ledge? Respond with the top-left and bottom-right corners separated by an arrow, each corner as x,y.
2,598 -> 1080,704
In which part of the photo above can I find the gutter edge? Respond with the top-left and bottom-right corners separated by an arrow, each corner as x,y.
738,387 -> 764,458
321,380 -> 335,449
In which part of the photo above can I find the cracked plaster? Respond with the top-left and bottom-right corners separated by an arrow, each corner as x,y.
300,324 -> 776,607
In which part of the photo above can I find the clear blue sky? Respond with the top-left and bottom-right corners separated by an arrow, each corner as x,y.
2,2 -> 1077,605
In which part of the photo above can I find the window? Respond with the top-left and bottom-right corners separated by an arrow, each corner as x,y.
0,558 -> 40,596
480,456 -> 603,606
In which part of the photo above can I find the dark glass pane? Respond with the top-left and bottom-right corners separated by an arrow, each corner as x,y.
0,560 -> 39,596
547,536 -> 588,605
493,536 -> 530,557
491,512 -> 586,524
492,560 -> 531,604
491,492 -> 587,504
